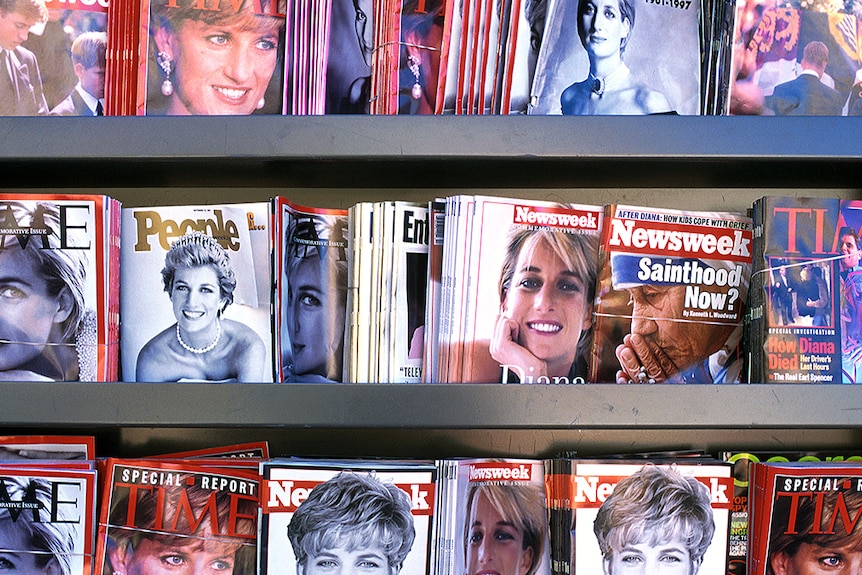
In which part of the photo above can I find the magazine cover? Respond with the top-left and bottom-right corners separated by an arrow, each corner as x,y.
387,202 -> 429,382
748,461 -> 862,575
528,0 -> 702,114
590,204 -> 753,383
0,468 -> 97,575
120,203 -> 273,382
749,196 -> 862,383
152,441 -> 270,459
0,435 -> 95,460
453,197 -> 603,383
345,202 -> 374,382
722,450 -> 862,575
259,459 -> 437,575
423,200 -> 446,382
444,458 -> 550,575
561,460 -> 732,575
273,198 -> 349,382
14,0 -> 108,116
728,1 -> 862,115
95,459 -> 260,575
135,0 -> 286,115
0,194 -> 118,381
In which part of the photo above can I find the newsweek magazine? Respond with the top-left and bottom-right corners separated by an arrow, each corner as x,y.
748,461 -> 862,575
135,0 -> 286,115
528,0 -> 702,114
440,197 -> 603,383
0,468 -> 97,575
120,203 -> 273,382
722,450 -> 862,575
0,194 -> 119,381
440,458 -> 550,575
727,1 -> 862,115
259,459 -> 437,575
95,459 -> 260,575
749,196 -> 862,383
590,204 -> 753,383
273,198 -> 349,382
557,460 -> 731,575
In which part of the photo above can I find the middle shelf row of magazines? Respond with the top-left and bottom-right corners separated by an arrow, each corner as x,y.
8,435 -> 862,575
13,192 -> 860,383
20,0 -> 862,116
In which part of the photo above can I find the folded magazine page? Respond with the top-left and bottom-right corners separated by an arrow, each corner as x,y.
728,1 -> 862,115
749,196 -> 862,383
273,198 -> 349,382
445,458 -> 551,575
0,195 -> 118,381
95,459 -> 260,575
590,204 -> 753,383
444,197 -> 603,383
259,459 -> 437,575
135,0 -> 286,114
748,461 -> 862,575
120,203 -> 273,382
0,435 -> 95,460
559,460 -> 731,575
0,468 -> 97,575
529,0 -> 702,114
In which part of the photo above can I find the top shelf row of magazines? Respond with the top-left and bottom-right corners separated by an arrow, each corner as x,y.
3,115 -> 862,188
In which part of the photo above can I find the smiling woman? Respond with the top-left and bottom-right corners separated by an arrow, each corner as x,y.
144,0 -> 285,115
135,231 -> 266,382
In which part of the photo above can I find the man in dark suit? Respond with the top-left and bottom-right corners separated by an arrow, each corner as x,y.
50,31 -> 105,116
0,0 -> 49,115
768,40 -> 846,116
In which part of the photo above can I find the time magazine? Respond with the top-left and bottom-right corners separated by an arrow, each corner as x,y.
95,459 -> 260,575
590,204 -> 753,383
0,194 -> 119,381
0,467 -> 97,575
557,459 -> 732,575
750,196 -> 862,383
120,203 -> 273,382
748,461 -> 862,575
259,459 -> 437,575
273,198 -> 349,382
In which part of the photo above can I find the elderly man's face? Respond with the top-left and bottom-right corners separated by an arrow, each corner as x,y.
627,284 -> 729,373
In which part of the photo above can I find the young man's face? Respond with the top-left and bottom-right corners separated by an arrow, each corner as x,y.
0,9 -> 36,50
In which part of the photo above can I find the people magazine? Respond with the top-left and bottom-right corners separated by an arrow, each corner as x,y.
119,202 -> 273,382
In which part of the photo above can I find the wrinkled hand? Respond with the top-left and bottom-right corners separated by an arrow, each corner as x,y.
490,314 -> 546,380
614,334 -> 680,384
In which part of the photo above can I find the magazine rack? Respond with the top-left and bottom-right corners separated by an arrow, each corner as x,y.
2,114 -> 862,459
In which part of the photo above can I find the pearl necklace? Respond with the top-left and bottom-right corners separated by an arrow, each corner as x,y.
176,320 -> 221,354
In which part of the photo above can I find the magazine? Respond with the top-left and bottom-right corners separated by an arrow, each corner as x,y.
0,467 -> 97,575
95,459 -> 260,575
748,461 -> 862,575
423,200 -> 446,381
0,194 -> 119,381
0,435 -> 95,461
259,459 -> 437,575
722,450 -> 862,575
135,0 -> 286,115
590,204 -> 753,383
152,441 -> 270,459
120,203 -> 273,382
727,1 -> 862,115
749,196 -> 862,383
441,458 -> 550,575
443,196 -> 603,383
273,198 -> 349,382
558,459 -> 732,575
528,0 -> 702,115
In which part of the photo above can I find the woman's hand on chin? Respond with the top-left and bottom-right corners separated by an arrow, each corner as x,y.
490,314 -> 547,379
